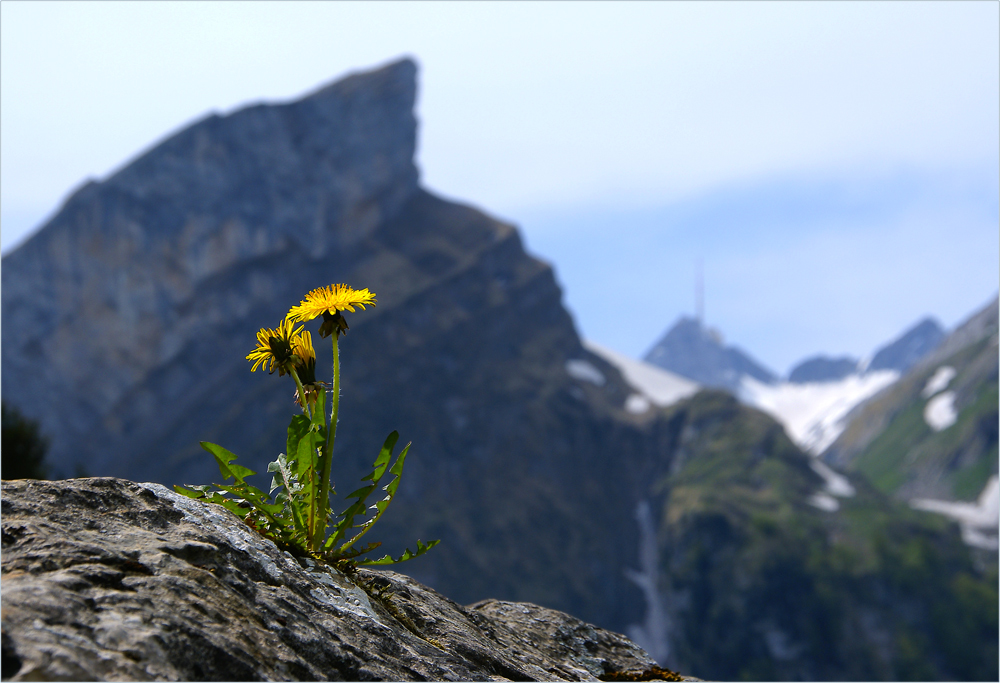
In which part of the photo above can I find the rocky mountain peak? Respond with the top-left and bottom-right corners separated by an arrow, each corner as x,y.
642,316 -> 777,392
866,316 -> 945,373
787,355 -> 859,383
1,58 -> 422,470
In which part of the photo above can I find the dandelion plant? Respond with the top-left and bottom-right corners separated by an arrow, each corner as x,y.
176,284 -> 438,567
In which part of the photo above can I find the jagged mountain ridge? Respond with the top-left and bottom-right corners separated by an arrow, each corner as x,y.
638,311 -> 953,459
867,317 -> 946,374
645,315 -> 945,392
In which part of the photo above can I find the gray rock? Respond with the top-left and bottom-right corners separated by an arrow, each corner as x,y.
1,477 -> 690,682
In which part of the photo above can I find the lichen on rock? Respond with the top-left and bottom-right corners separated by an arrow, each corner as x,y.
1,477 -> 693,681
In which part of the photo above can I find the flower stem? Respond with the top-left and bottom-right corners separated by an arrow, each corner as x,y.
314,333 -> 340,550
289,366 -> 315,538
289,367 -> 312,421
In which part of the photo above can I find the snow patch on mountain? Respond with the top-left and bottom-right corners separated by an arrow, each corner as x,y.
912,476 -> 999,550
585,340 -> 699,412
810,458 -> 856,497
921,365 -> 956,398
924,391 -> 958,431
739,370 -> 900,455
565,358 -> 606,386
806,455 -> 857,512
808,493 -> 841,512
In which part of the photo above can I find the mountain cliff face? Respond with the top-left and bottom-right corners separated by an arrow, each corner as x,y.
3,59 -> 420,463
3,60 -> 995,681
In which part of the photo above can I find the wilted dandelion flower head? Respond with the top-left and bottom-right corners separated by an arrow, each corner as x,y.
291,329 -> 318,383
246,319 -> 302,375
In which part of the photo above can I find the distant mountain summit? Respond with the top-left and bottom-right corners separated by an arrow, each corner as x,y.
784,318 -> 944,385
788,355 -> 859,383
866,317 -> 945,373
643,316 -> 777,393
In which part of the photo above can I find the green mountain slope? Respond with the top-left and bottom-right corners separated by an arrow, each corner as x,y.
825,297 -> 998,502
653,391 -> 997,681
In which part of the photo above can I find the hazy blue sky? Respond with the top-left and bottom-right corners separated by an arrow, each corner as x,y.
2,1 -> 997,374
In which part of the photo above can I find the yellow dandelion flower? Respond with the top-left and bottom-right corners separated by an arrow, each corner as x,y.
286,284 -> 376,338
246,319 -> 302,375
289,328 -> 323,408
291,329 -> 317,383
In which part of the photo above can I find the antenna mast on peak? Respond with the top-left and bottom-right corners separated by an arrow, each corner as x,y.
695,257 -> 704,326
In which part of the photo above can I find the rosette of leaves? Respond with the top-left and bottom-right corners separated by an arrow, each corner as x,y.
175,285 -> 438,567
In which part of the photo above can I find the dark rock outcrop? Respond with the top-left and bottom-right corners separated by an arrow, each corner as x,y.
0,477 -> 691,682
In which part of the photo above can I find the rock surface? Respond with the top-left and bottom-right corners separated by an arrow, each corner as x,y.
0,477 -> 689,682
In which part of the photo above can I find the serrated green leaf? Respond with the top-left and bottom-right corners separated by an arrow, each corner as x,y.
207,493 -> 251,519
326,541 -> 382,562
322,433 -> 401,552
358,539 -> 441,566
324,497 -> 370,550
335,443 -> 410,554
286,416 -> 311,470
344,484 -> 377,500
216,484 -> 282,514
362,431 -> 398,483
200,441 -> 256,482
173,484 -> 207,499
310,389 -> 327,434
387,442 -> 410,484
